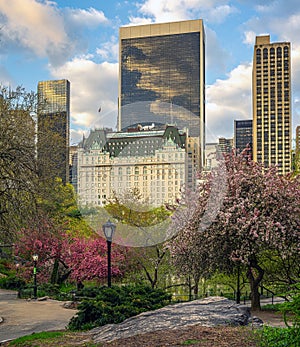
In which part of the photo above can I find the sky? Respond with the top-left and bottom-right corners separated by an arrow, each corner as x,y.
0,0 -> 300,145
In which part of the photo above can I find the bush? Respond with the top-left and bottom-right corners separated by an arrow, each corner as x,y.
259,294 -> 300,347
75,285 -> 101,298
260,326 -> 300,347
261,303 -> 284,312
279,293 -> 300,328
0,259 -> 12,275
68,284 -> 172,331
17,282 -> 76,300
0,275 -> 25,290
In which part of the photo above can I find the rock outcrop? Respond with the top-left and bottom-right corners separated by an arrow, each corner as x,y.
91,296 -> 257,344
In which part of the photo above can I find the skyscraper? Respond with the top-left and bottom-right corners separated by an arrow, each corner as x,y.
37,79 -> 70,184
252,35 -> 291,175
295,125 -> 300,171
296,125 -> 300,155
234,119 -> 253,154
119,19 -> 205,166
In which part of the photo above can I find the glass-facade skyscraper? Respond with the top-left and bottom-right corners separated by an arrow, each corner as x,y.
37,79 -> 70,184
234,119 -> 253,154
252,35 -> 291,175
119,19 -> 205,166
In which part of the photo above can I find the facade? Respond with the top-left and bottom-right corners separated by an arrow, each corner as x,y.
252,35 -> 291,174
69,145 -> 78,191
217,137 -> 233,155
203,139 -> 233,172
204,143 -> 218,171
77,126 -> 188,207
295,125 -> 300,171
37,79 -> 70,183
234,119 -> 253,154
118,19 -> 205,166
296,125 -> 300,155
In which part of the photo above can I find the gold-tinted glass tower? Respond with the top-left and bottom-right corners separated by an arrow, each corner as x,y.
252,35 -> 291,174
119,19 -> 205,167
37,79 -> 70,184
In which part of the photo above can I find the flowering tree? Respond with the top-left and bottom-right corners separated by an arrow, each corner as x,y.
65,236 -> 125,285
14,216 -> 68,283
15,214 -> 127,286
169,150 -> 300,310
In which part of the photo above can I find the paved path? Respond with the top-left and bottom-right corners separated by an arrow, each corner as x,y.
0,289 -> 77,344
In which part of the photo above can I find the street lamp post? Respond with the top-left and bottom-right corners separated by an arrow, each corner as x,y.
32,254 -> 38,299
102,220 -> 116,287
236,263 -> 241,304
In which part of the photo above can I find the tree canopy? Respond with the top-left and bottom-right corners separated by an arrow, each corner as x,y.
0,86 -> 38,243
168,150 -> 300,309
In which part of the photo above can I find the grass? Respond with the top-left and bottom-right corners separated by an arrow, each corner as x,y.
261,303 -> 284,312
7,331 -> 65,346
6,331 -> 98,347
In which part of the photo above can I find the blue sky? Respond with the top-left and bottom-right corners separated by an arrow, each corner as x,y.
0,0 -> 299,144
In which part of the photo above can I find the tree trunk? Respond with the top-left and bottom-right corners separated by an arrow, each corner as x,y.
50,258 -> 59,284
77,281 -> 84,291
187,276 -> 192,300
193,273 -> 200,297
57,269 -> 71,285
247,256 -> 264,311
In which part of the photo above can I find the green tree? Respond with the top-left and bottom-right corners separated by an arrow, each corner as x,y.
0,86 -> 38,243
37,112 -> 69,185
105,188 -> 173,288
37,178 -> 93,237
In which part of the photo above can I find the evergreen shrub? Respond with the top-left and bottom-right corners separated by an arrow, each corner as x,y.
68,284 -> 172,331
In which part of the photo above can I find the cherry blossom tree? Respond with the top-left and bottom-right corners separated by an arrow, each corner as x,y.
65,236 -> 125,286
15,214 -> 127,287
169,149 -> 300,310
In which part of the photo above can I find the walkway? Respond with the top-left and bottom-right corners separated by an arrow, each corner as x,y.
0,289 -> 77,344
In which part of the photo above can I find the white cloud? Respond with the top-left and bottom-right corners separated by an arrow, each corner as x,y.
131,0 -> 236,25
206,63 -> 252,141
96,38 -> 119,62
0,0 -> 69,58
205,5 -> 238,24
49,57 -> 119,144
243,31 -> 256,46
254,0 -> 300,17
0,65 -> 14,86
66,7 -> 108,27
127,16 -> 153,26
0,0 -> 109,66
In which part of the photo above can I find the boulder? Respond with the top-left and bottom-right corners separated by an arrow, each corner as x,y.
91,296 -> 253,344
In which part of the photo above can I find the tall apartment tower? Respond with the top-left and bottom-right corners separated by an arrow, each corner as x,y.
295,125 -> 300,171
252,35 -> 291,174
37,79 -> 70,184
119,19 -> 205,167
